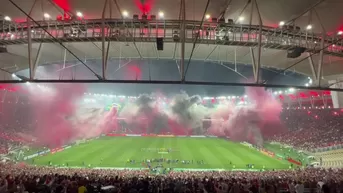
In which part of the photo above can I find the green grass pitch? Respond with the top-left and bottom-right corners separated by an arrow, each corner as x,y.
28,137 -> 291,170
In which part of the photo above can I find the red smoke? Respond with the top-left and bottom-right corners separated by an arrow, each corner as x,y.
28,84 -> 85,148
208,87 -> 285,146
127,65 -> 142,80
53,0 -> 70,12
97,107 -> 118,134
168,119 -> 190,135
23,84 -> 120,147
134,0 -> 154,15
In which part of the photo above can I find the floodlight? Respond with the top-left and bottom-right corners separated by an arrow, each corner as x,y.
122,10 -> 129,17
158,11 -> 164,18
44,13 -> 50,19
76,11 -> 83,17
306,24 -> 312,30
205,14 -> 210,20
279,21 -> 285,26
238,16 -> 244,22
4,16 -> 11,21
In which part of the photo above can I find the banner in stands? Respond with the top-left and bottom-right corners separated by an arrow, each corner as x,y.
260,149 -> 275,158
287,158 -> 302,166
106,134 -> 217,138
51,147 -> 64,154
276,154 -> 285,159
141,134 -> 157,137
126,134 -> 141,137
240,142 -> 253,148
157,135 -> 175,137
106,133 -> 126,137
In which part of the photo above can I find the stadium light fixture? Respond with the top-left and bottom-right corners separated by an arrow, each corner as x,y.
288,88 -> 295,93
4,16 -> 11,21
279,21 -> 285,26
44,13 -> 51,19
306,24 -> 312,30
238,16 -> 244,22
122,10 -> 129,18
158,11 -> 164,18
76,11 -> 83,18
305,83 -> 309,87
338,31 -> 343,35
205,14 -> 211,20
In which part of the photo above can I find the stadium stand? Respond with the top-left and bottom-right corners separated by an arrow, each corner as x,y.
0,163 -> 342,193
272,109 -> 343,152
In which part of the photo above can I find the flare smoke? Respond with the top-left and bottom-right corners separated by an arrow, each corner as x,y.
6,84 -> 284,147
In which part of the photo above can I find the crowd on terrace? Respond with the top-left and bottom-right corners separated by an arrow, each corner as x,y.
0,163 -> 342,193
273,109 -> 343,151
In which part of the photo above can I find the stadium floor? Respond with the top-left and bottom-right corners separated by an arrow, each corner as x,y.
28,137 -> 290,170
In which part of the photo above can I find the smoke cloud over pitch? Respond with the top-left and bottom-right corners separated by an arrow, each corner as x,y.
6,84 -> 284,148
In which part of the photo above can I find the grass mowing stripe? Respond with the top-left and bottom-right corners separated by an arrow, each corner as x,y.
221,141 -> 289,169
95,138 -> 133,167
202,140 -> 232,168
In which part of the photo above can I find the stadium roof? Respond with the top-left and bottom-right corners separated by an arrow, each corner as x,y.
1,0 -> 342,31
0,0 -> 343,87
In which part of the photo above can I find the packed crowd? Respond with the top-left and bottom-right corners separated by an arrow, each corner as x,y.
0,162 -> 343,193
0,129 -> 29,154
273,109 -> 343,151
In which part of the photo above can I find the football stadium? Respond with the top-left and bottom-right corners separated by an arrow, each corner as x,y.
1,0 -> 343,192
